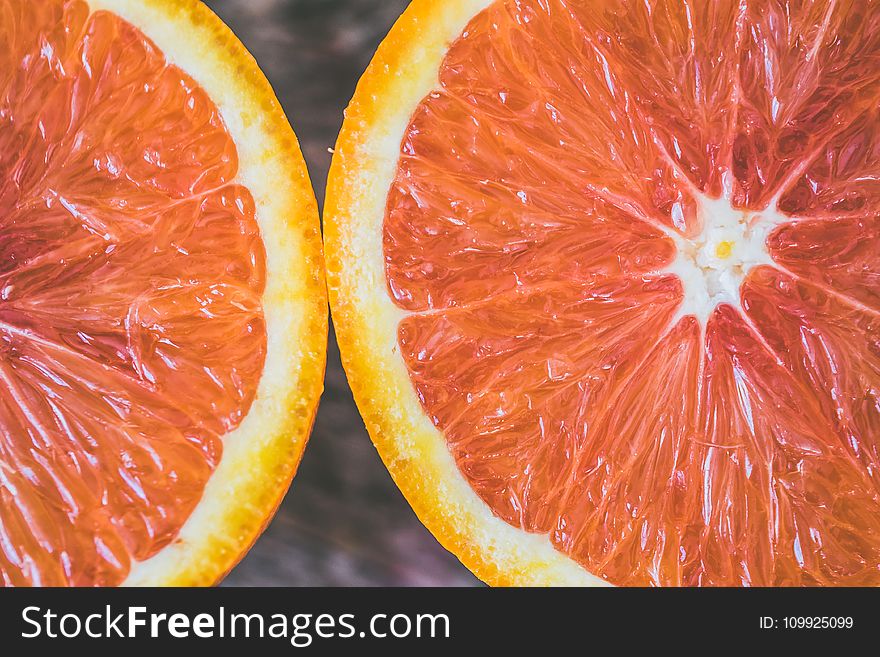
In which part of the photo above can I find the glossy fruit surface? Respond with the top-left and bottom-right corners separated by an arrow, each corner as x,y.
329,0 -> 880,586
1,0 -> 326,586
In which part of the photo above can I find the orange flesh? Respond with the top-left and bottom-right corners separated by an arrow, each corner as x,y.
385,0 -> 880,585
0,1 -> 266,586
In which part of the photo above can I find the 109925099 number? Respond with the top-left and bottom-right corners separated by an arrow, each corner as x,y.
783,617 -> 854,629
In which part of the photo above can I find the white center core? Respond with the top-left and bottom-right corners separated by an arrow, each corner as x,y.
665,192 -> 781,325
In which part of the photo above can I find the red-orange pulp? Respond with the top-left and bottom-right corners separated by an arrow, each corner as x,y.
385,0 -> 880,585
0,0 -> 266,586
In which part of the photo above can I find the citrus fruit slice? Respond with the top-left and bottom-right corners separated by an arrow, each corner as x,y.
326,0 -> 880,586
0,0 -> 326,586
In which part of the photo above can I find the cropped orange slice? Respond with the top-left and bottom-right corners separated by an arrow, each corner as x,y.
0,0 -> 326,586
326,0 -> 880,586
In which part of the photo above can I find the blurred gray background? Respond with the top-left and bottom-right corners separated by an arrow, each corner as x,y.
203,0 -> 481,587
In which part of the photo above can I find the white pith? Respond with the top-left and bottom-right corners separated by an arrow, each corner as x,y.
665,174 -> 782,326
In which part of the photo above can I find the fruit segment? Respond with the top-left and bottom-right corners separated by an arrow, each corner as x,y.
385,0 -> 880,585
0,1 -> 266,586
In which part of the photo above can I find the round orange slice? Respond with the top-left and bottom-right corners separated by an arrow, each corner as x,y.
326,0 -> 880,586
0,0 -> 326,586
